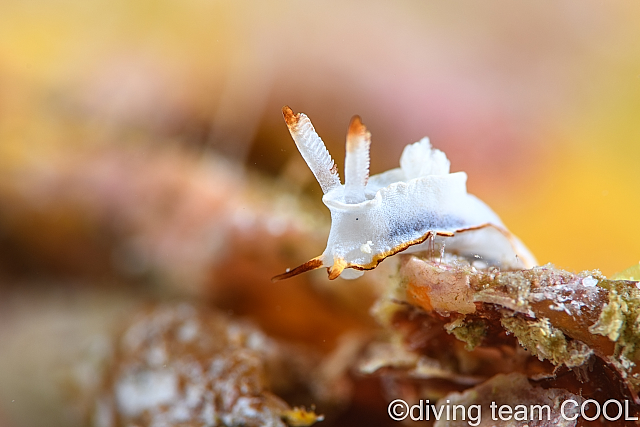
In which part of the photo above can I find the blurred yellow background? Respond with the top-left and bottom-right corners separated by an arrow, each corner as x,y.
1,2 -> 640,427
1,0 -> 639,275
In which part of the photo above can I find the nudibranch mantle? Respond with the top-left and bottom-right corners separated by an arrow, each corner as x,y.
274,106 -> 537,281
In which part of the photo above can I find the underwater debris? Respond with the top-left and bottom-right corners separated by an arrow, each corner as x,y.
435,373 -> 583,427
93,304 -> 324,427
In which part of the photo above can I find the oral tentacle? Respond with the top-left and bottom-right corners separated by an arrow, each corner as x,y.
271,256 -> 324,282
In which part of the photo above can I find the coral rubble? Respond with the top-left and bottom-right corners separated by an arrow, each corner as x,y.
362,254 -> 640,425
94,304 -> 323,427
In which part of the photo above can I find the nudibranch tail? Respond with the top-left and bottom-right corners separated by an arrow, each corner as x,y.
344,116 -> 371,204
271,256 -> 324,282
282,106 -> 340,194
450,223 -> 538,269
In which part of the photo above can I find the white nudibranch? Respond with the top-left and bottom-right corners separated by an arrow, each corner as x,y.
273,106 -> 537,281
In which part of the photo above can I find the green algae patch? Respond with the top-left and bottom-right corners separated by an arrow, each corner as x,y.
590,279 -> 640,362
589,290 -> 627,341
445,317 -> 487,351
583,277 -> 640,392
501,317 -> 593,368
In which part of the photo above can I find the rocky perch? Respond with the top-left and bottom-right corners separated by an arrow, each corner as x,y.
360,254 -> 640,426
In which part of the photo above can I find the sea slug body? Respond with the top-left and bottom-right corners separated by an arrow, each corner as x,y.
273,106 -> 537,280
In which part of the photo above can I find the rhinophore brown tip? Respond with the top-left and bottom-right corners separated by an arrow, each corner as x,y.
282,105 -> 298,128
347,116 -> 366,142
346,115 -> 371,155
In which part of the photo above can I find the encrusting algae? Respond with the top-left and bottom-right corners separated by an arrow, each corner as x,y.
363,253 -> 640,424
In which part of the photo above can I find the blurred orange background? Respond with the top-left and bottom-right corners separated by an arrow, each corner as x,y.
1,1 -> 639,275
1,2 -> 640,426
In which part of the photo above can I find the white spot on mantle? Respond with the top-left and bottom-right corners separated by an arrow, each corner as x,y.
360,240 -> 373,254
